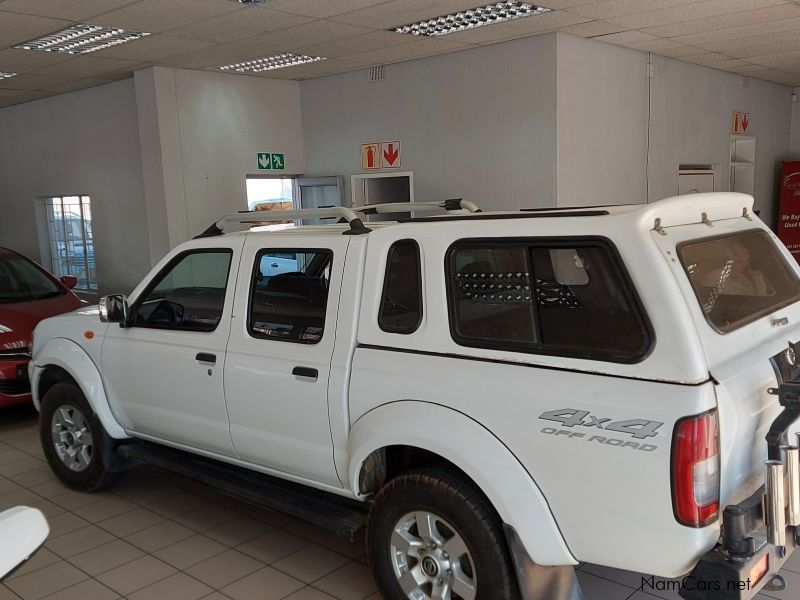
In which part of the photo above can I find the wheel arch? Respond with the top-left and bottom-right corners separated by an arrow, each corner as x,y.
31,338 -> 129,440
348,400 -> 577,566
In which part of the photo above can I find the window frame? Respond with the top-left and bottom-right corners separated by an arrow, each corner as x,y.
444,236 -> 654,364
130,248 -> 234,333
43,195 -> 96,292
246,247 -> 334,345
676,228 -> 800,335
379,239 -> 423,335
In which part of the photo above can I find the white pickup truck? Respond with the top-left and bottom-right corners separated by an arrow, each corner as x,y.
29,194 -> 800,600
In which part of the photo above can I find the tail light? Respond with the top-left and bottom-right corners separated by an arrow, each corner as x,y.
672,409 -> 720,527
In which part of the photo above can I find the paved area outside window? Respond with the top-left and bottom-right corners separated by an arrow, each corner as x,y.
1,406 -> 797,600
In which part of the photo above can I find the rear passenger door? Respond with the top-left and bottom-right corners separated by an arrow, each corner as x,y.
224,236 -> 349,487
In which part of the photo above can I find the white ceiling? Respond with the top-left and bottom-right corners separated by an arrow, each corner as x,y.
1,0 -> 799,107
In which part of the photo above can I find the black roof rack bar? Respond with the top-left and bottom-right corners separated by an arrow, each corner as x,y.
357,199 -> 481,216
397,210 -> 610,224
520,204 -> 635,212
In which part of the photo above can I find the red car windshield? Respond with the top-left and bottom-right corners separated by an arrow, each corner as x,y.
0,253 -> 64,304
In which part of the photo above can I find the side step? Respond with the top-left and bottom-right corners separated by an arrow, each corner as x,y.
117,442 -> 367,541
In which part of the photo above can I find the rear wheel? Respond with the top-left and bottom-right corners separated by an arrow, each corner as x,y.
39,382 -> 121,491
367,469 -> 520,600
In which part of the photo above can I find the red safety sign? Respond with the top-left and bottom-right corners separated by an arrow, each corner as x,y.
381,141 -> 401,168
361,143 -> 380,170
778,161 -> 800,264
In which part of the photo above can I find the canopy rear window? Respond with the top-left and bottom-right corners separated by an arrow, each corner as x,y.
678,230 -> 800,333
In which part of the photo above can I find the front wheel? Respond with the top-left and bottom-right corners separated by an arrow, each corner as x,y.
39,382 -> 121,492
367,469 -> 520,600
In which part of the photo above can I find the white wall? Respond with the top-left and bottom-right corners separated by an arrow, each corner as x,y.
0,80 -> 150,296
135,67 -> 305,245
649,53 -> 793,227
301,34 -> 559,212
557,35 -> 649,207
792,94 -> 800,157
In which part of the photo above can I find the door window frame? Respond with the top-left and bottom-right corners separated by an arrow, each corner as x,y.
379,239 -> 423,334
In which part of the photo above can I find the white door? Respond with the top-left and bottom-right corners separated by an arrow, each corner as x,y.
224,236 -> 349,486
101,241 -> 243,456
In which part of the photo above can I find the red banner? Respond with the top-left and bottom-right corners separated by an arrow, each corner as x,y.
778,161 -> 800,264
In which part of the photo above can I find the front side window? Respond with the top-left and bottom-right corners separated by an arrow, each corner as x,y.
134,250 -> 232,332
447,240 -> 651,362
380,240 -> 422,333
44,196 -> 96,291
678,230 -> 800,333
249,249 -> 332,343
0,254 -> 62,304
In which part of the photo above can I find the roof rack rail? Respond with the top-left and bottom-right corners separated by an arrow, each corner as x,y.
195,207 -> 371,238
357,199 -> 481,216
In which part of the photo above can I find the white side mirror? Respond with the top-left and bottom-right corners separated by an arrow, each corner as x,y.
0,507 -> 49,580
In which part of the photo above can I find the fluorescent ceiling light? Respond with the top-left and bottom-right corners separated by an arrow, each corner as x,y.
15,23 -> 150,55
392,1 -> 552,37
228,0 -> 267,4
0,72 -> 17,80
218,53 -> 325,74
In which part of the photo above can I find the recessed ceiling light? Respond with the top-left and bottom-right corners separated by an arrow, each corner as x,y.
218,53 -> 326,74
15,23 -> 150,55
392,1 -> 552,37
0,72 -> 17,80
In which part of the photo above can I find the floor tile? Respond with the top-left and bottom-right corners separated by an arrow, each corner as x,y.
72,495 -> 138,523
96,555 -> 177,596
5,548 -> 61,580
577,570 -> 637,600
27,498 -> 66,519
237,529 -> 310,564
44,512 -> 90,538
96,506 -> 164,537
173,504 -> 239,533
0,489 -> 43,508
49,490 -> 108,512
185,549 -> 265,589
11,467 -> 54,488
68,539 -> 145,576
45,525 -> 116,558
279,517 -> 330,543
0,478 -> 22,495
5,561 -> 87,600
273,544 -> 350,584
154,534 -> 227,570
0,450 -> 30,466
312,561 -> 377,600
38,579 -> 119,600
758,568 -> 800,599
0,586 -> 21,600
283,589 -> 338,600
127,573 -> 212,600
221,566 -> 304,600
144,491 -> 209,519
204,515 -> 274,547
124,519 -> 196,553
0,458 -> 44,478
26,479 -> 71,499
317,533 -> 366,560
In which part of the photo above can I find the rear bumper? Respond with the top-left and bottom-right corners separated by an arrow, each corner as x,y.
0,359 -> 32,406
680,485 -> 797,599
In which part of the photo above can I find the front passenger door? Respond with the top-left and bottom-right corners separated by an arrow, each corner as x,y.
101,242 -> 242,456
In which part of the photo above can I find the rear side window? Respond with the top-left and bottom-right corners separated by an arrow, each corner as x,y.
249,249 -> 332,343
447,240 -> 651,362
379,240 -> 422,333
678,230 -> 800,333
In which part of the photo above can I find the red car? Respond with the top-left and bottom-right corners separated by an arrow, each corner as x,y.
0,248 -> 85,406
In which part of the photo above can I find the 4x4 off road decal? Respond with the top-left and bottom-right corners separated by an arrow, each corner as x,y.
539,409 -> 663,452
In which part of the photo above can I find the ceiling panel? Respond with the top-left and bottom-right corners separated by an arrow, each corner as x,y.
90,0 -> 243,34
560,20 -> 627,37
236,19 -> 369,53
0,10 -> 70,46
670,13 -> 800,45
640,3 -> 800,37
601,0 -> 786,30
155,43 -> 263,70
564,0 -> 698,20
265,0 -> 392,19
261,56 -> 368,79
0,0 -> 136,21
331,0 -> 491,29
0,47 -> 73,73
31,55 -> 141,79
93,34 -> 214,61
43,77 -> 116,93
0,72 -> 68,91
345,37 -> 474,65
444,10 -> 590,44
295,30 -> 417,58
167,7 -> 314,43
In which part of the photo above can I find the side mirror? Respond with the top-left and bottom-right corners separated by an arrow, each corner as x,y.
59,275 -> 78,289
0,507 -> 49,579
99,294 -> 129,325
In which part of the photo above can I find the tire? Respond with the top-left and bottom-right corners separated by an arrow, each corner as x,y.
39,382 -> 121,492
367,468 -> 520,600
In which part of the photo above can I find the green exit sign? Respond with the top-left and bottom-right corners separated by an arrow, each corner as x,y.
257,152 -> 285,170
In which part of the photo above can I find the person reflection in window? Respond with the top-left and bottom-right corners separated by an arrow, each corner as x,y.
706,243 -> 769,296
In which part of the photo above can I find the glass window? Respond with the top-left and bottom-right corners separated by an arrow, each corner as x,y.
249,249 -> 332,343
44,196 -> 95,291
134,250 -> 232,332
0,253 -> 62,304
380,240 -> 423,334
447,241 -> 651,361
678,230 -> 800,333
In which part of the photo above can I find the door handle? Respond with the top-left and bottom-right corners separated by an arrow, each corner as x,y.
195,352 -> 216,364
292,366 -> 318,379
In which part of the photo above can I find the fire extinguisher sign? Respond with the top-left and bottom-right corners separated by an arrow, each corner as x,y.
361,143 -> 380,170
778,161 -> 800,264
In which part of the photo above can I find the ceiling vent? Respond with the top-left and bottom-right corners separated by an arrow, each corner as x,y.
369,65 -> 385,81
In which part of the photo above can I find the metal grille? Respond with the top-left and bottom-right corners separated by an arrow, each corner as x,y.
0,377 -> 31,396
44,196 -> 96,291
369,65 -> 385,81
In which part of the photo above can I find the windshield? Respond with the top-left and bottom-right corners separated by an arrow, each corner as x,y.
0,254 -> 63,304
678,230 -> 800,333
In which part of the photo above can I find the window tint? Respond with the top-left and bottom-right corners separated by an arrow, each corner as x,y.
135,250 -> 232,332
380,240 -> 422,333
678,230 -> 800,333
249,250 -> 332,344
448,241 -> 650,361
0,254 -> 62,304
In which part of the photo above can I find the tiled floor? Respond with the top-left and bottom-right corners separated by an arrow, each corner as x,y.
0,404 -> 798,600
